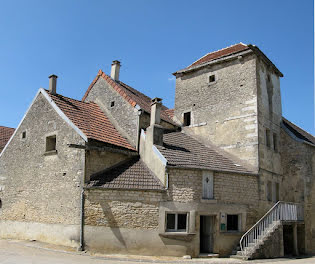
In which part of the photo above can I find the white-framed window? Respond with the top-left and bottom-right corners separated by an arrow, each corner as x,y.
202,171 -> 214,199
166,212 -> 188,232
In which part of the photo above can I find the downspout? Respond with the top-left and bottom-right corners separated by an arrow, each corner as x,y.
78,188 -> 85,251
78,148 -> 86,251
136,108 -> 143,151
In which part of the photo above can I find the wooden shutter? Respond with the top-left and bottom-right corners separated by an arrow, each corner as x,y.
202,171 -> 213,199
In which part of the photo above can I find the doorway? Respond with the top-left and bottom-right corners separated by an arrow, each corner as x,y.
200,215 -> 215,253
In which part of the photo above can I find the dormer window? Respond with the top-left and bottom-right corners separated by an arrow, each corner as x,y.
183,112 -> 191,126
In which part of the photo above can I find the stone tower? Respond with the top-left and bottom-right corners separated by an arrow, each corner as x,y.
173,43 -> 283,199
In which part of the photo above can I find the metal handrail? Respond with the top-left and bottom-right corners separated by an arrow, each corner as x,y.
240,201 -> 303,255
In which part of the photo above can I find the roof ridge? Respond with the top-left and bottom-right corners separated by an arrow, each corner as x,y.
187,43 -> 248,68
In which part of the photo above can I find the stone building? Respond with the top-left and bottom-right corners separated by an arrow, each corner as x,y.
0,43 -> 314,259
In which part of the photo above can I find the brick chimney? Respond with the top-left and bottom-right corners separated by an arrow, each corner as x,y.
147,98 -> 163,146
48,74 -> 58,94
111,60 -> 121,81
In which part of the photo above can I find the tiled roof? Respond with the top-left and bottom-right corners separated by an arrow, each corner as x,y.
156,131 -> 255,174
47,91 -> 135,151
188,43 -> 249,68
82,70 -> 175,124
87,157 -> 164,190
0,126 -> 15,150
164,109 -> 175,120
282,117 -> 315,145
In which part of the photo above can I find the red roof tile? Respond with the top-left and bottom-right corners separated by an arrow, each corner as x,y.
188,43 -> 249,68
47,91 -> 135,151
82,70 -> 175,125
0,126 -> 15,150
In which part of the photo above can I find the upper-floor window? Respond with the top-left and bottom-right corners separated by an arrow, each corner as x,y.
183,112 -> 191,126
266,129 -> 271,148
267,181 -> 272,201
273,133 -> 278,152
22,131 -> 26,139
46,135 -> 56,152
166,212 -> 188,232
209,74 -> 215,83
274,182 -> 280,202
202,171 -> 214,199
111,101 -> 115,107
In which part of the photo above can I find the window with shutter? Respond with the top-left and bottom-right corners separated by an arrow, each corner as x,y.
202,171 -> 214,199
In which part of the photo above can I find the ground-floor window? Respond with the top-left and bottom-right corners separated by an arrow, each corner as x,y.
166,212 -> 188,232
227,214 -> 239,231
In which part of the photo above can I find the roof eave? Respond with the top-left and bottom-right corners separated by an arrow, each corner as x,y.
166,165 -> 258,176
173,49 -> 253,76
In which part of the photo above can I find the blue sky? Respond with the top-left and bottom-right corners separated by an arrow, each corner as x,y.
0,0 -> 314,134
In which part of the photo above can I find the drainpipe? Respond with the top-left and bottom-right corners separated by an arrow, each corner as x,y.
78,188 -> 85,251
78,149 -> 86,251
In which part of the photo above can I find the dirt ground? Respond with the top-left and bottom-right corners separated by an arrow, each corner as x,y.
0,239 -> 314,264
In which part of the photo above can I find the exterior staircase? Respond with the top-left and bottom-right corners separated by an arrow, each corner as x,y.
230,201 -> 304,260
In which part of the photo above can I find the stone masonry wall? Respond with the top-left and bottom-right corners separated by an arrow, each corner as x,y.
281,128 -> 315,253
85,189 -> 163,229
0,92 -> 85,225
84,77 -> 139,147
85,150 -> 128,182
175,54 -> 259,169
166,169 -> 259,205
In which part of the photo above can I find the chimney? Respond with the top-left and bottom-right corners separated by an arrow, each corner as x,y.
147,97 -> 163,146
111,60 -> 121,81
150,97 -> 162,125
49,74 -> 58,94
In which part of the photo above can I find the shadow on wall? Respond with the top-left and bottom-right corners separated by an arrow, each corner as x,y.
99,201 -> 127,248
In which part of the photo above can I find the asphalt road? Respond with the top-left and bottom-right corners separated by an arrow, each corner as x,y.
0,239 -> 314,264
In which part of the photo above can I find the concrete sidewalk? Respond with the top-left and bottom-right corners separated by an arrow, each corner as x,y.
0,239 -> 314,264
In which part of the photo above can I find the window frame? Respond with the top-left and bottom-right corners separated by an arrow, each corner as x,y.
165,212 -> 189,232
202,171 -> 214,200
266,128 -> 271,148
45,135 -> 57,152
183,112 -> 191,127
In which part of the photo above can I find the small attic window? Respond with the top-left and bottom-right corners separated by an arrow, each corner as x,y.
46,135 -> 56,152
183,112 -> 191,126
209,75 -> 215,83
22,131 -> 26,139
111,101 -> 115,107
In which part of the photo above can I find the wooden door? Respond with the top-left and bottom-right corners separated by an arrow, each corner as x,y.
200,215 -> 215,253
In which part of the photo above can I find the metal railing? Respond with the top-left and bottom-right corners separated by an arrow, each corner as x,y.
240,201 -> 303,255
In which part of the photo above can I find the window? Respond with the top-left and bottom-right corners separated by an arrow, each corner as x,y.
209,75 -> 215,83
227,215 -> 239,231
22,131 -> 26,139
266,129 -> 271,148
46,135 -> 56,152
273,133 -> 278,152
275,182 -> 280,202
110,101 -> 115,107
166,213 -> 188,232
202,171 -> 214,199
183,112 -> 191,126
267,181 -> 272,201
